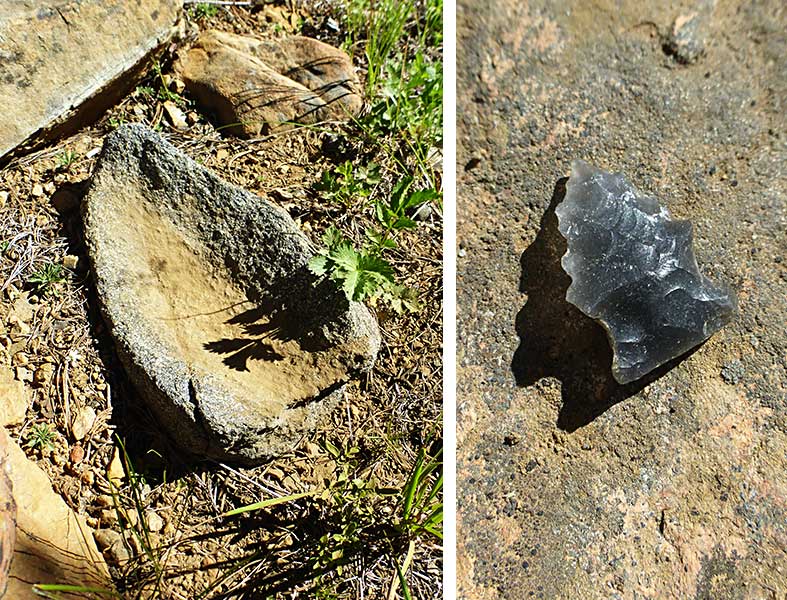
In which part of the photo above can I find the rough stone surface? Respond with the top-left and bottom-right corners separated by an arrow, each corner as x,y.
556,160 -> 736,384
457,0 -> 786,598
176,30 -> 363,137
83,124 -> 380,464
3,428 -> 109,597
0,431 -> 14,598
0,369 -> 28,427
0,0 -> 180,162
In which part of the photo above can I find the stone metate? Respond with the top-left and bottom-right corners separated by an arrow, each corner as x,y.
555,160 -> 736,384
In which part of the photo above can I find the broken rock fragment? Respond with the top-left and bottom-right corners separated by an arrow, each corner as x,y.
83,125 -> 380,463
0,0 -> 179,161
176,30 -> 363,136
2,428 -> 109,597
555,160 -> 736,384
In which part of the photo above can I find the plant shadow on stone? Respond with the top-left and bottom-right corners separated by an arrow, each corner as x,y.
511,178 -> 701,432
201,268 -> 357,371
203,307 -> 288,372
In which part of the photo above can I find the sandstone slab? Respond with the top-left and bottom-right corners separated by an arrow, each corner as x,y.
0,0 -> 180,161
176,30 -> 363,137
2,428 -> 109,598
83,124 -> 380,464
0,431 -> 14,598
0,369 -> 28,427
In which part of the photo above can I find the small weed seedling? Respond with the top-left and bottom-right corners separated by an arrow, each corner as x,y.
189,2 -> 219,20
135,61 -> 184,106
56,149 -> 77,171
315,161 -> 380,206
135,85 -> 156,100
28,262 -> 65,295
25,423 -> 56,452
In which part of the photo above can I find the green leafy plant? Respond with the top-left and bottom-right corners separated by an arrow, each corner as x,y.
308,226 -> 395,304
375,176 -> 439,233
25,423 -> 56,452
315,161 -> 380,206
189,2 -> 219,20
364,49 -> 443,160
135,61 -> 183,105
342,0 -> 443,190
56,149 -> 77,170
108,116 -> 127,129
397,448 -> 443,540
151,61 -> 182,104
28,262 -> 65,295
310,175 -> 436,312
135,85 -> 156,99
344,0 -> 414,97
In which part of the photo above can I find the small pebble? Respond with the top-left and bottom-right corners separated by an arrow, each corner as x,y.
32,363 -> 55,388
94,529 -> 129,564
665,13 -> 705,64
100,508 -> 118,527
15,366 -> 33,383
146,510 -> 164,533
413,203 -> 433,221
71,404 -> 97,441
96,494 -> 114,508
62,255 -> 79,270
163,101 -> 188,130
107,446 -> 125,485
70,444 -> 85,464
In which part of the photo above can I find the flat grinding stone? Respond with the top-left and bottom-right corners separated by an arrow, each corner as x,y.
556,160 -> 736,384
83,124 -> 380,464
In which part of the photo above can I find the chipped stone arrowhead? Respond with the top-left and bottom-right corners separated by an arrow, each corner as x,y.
83,125 -> 380,463
555,160 -> 736,384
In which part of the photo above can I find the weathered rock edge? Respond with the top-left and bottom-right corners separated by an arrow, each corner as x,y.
83,124 -> 380,463
0,0 -> 180,163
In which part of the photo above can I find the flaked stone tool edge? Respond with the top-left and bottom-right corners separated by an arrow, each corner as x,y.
554,160 -> 737,385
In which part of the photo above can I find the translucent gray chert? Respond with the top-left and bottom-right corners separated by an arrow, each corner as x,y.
555,160 -> 736,384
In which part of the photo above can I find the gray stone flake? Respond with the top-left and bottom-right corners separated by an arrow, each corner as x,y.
555,160 -> 736,384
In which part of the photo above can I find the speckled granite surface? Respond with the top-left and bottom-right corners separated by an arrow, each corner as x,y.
457,1 -> 786,598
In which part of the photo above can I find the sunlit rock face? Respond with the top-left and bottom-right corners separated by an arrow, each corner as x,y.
555,160 -> 736,384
